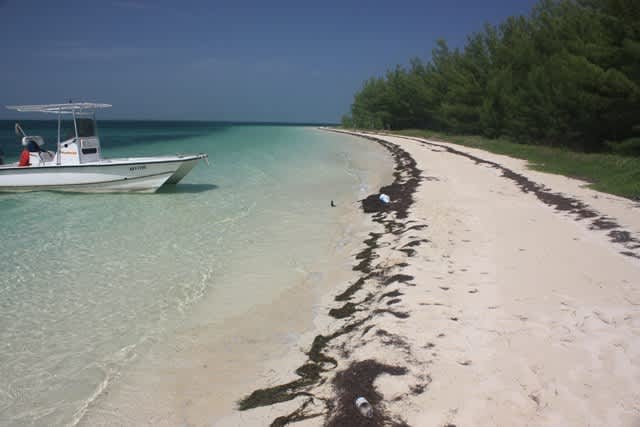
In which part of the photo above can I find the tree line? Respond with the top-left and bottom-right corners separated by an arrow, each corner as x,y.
342,0 -> 640,153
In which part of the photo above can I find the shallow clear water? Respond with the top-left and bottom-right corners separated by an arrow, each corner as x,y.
0,123 -> 392,426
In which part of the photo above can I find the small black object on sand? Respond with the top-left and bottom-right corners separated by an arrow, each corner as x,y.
331,200 -> 336,207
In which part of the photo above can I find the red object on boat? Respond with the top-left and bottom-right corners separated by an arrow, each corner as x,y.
18,149 -> 30,167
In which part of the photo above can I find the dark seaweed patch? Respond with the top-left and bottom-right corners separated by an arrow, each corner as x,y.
402,239 -> 429,248
609,229 -> 632,243
329,302 -> 359,319
326,360 -> 408,427
238,317 -> 370,412
621,251 -> 640,259
374,309 -> 410,319
379,289 -> 403,301
353,233 -> 383,274
591,217 -> 619,230
270,397 -> 326,427
238,377 -> 316,411
384,274 -> 414,286
362,194 -> 392,214
408,136 -> 640,258
359,136 -> 423,221
335,276 -> 368,302
400,248 -> 417,257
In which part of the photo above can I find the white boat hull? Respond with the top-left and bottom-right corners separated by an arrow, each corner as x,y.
0,154 -> 207,193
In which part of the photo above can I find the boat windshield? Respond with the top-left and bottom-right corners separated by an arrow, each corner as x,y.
76,118 -> 96,137
60,119 -> 76,140
56,117 -> 96,141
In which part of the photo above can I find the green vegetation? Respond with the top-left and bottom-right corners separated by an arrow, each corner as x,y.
394,129 -> 640,199
343,0 -> 640,155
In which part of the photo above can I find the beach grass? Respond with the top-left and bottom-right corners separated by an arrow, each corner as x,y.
392,129 -> 640,201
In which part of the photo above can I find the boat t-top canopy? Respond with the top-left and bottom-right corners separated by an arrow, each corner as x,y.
6,103 -> 112,114
6,103 -> 111,165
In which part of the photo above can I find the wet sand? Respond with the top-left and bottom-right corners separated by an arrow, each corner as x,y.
227,130 -> 640,426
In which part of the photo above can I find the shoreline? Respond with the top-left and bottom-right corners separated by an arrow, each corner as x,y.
74,128 -> 396,427
233,131 -> 428,425
231,129 -> 640,426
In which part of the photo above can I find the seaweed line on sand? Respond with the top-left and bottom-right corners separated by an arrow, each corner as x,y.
401,135 -> 640,260
237,131 -> 427,426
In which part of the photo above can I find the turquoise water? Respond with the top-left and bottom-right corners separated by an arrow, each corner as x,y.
0,122 -> 392,426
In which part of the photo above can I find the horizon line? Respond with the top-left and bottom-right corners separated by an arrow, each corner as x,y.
0,118 -> 339,126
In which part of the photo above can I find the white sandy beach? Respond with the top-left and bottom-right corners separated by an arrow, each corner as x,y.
215,130 -> 640,427
362,133 -> 640,426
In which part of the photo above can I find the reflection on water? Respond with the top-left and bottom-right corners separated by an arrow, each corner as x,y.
156,183 -> 219,194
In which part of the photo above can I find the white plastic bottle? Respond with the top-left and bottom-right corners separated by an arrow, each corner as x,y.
355,396 -> 373,418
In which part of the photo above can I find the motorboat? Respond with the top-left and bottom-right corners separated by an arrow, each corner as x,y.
0,102 -> 208,193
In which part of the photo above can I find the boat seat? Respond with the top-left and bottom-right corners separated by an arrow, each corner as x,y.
39,151 -> 55,162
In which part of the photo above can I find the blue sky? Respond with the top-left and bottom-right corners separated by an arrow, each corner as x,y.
0,0 -> 538,122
